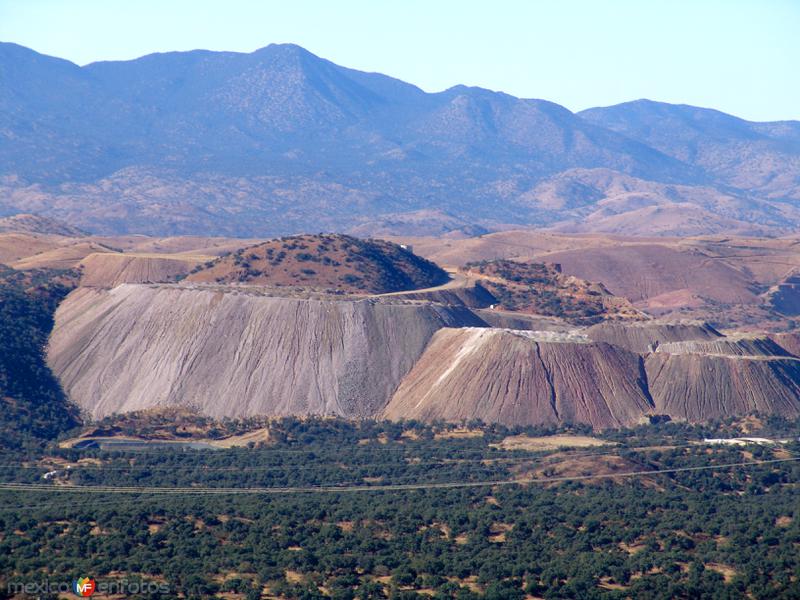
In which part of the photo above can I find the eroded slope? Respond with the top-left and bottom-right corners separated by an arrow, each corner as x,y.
383,328 -> 652,429
646,350 -> 800,421
48,284 -> 485,419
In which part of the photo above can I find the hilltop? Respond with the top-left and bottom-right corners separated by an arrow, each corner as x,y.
463,259 -> 641,324
185,233 -> 449,294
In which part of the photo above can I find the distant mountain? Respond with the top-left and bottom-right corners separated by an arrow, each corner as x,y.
0,214 -> 86,236
579,100 -> 800,200
1,42 -> 799,236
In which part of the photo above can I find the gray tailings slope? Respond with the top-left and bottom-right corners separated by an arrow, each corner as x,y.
48,284 -> 800,427
48,285 -> 485,419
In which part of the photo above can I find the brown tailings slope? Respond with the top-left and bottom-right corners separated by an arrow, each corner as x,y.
383,328 -> 652,429
769,332 -> 800,357
48,285 -> 485,419
380,282 -> 496,309
585,321 -> 722,353
645,352 -> 800,421
78,253 -> 213,287
656,336 -> 791,358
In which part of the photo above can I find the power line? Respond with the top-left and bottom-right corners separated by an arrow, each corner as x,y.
0,456 -> 583,473
0,445 -> 641,473
0,441 -> 767,476
1,456 -> 797,496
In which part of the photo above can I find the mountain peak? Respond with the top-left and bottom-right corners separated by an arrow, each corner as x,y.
253,42 -> 315,57
1,42 -> 800,237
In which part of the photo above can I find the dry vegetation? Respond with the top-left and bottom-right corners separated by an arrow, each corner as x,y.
463,259 -> 641,324
492,434 -> 611,452
395,231 -> 800,330
186,233 -> 448,294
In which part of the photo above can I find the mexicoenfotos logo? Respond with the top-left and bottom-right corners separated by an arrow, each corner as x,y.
73,577 -> 96,597
7,577 -> 169,596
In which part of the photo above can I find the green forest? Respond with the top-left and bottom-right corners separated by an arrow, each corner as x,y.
2,417 -> 800,600
0,266 -> 80,454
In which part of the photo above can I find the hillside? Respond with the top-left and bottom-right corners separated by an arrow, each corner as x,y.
462,259 -> 642,324
400,231 -> 800,329
0,213 -> 86,236
185,233 -> 449,293
0,232 -> 72,264
0,266 -> 80,451
579,100 -> 800,200
383,328 -> 652,429
47,284 -> 485,419
78,252 -> 210,287
646,351 -> 800,421
585,320 -> 722,353
2,43 -> 800,236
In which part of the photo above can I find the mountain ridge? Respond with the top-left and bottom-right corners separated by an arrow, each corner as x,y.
2,42 -> 799,236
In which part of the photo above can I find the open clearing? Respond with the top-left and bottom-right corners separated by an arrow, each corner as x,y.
492,434 -> 612,452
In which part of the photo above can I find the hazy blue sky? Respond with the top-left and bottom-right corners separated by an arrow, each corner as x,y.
1,0 -> 798,121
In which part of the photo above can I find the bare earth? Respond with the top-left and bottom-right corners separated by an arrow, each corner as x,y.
493,435 -> 611,452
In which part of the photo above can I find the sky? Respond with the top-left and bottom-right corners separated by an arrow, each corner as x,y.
1,0 -> 798,121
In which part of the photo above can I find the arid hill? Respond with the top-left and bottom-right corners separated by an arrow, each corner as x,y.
0,233 -> 70,264
520,168 -> 775,237
383,328 -> 652,429
347,210 -> 489,238
11,241 -> 118,271
539,244 -> 759,310
47,284 -> 485,419
0,216 -> 797,428
5,224 -> 800,329
186,233 -> 449,293
462,259 -> 642,324
396,230 -> 800,329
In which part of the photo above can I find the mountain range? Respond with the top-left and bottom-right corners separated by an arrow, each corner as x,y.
2,41 -> 800,236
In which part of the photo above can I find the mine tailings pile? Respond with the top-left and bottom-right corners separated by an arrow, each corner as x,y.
48,284 -> 800,428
